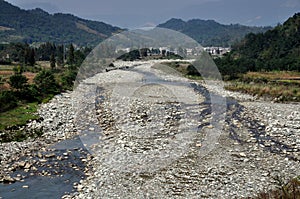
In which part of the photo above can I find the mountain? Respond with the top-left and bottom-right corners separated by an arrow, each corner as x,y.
215,13 -> 300,77
0,0 -> 123,46
158,18 -> 271,47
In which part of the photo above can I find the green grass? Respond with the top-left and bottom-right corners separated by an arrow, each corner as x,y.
185,74 -> 204,80
0,102 -> 39,131
0,65 -> 14,71
226,71 -> 300,102
226,82 -> 300,102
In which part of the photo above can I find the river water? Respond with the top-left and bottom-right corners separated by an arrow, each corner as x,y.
0,137 -> 89,199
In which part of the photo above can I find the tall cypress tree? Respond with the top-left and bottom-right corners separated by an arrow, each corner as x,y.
68,44 -> 75,69
50,53 -> 56,69
28,48 -> 35,66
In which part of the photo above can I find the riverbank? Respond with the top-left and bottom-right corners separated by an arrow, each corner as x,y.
0,92 -> 92,198
66,61 -> 299,198
225,71 -> 300,102
1,60 -> 299,198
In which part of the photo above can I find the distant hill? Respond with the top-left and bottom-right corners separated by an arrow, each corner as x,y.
158,18 -> 271,47
0,0 -> 123,46
215,13 -> 300,77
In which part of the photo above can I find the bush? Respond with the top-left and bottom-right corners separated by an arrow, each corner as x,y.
34,70 -> 60,96
61,69 -> 77,90
9,74 -> 28,90
19,85 -> 40,102
0,91 -> 17,112
187,64 -> 200,76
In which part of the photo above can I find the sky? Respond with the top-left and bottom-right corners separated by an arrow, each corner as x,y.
5,0 -> 300,28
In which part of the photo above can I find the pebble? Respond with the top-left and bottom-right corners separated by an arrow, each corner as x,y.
0,60 -> 299,199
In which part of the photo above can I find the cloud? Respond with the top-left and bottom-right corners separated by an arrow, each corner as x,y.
255,16 -> 262,20
282,0 -> 300,8
246,16 -> 262,24
141,22 -> 156,27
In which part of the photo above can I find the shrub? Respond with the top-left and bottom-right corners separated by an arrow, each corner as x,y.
9,74 -> 28,90
34,70 -> 60,96
0,91 -> 17,112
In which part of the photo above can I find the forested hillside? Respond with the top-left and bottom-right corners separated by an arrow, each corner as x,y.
0,0 -> 122,46
216,13 -> 300,78
158,18 -> 271,47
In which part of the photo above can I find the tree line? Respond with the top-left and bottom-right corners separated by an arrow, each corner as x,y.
215,13 -> 300,80
0,42 -> 92,112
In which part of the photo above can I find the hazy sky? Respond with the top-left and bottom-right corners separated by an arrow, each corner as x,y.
6,0 -> 300,28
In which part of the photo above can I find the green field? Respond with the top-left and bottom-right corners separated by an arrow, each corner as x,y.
0,102 -> 39,131
226,71 -> 300,102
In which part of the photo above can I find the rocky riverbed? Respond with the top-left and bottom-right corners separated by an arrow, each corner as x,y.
0,92 -> 92,198
1,60 -> 299,198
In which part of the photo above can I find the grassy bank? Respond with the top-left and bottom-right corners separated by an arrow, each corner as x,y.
0,102 -> 39,131
226,71 -> 300,102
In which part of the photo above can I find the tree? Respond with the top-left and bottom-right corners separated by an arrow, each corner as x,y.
0,91 -> 17,112
56,45 -> 64,67
9,74 -> 28,90
74,50 -> 85,66
50,53 -> 56,69
34,70 -> 59,95
24,47 -> 29,65
61,69 -> 77,90
140,48 -> 149,57
13,65 -> 25,75
67,44 -> 75,68
28,48 -> 35,66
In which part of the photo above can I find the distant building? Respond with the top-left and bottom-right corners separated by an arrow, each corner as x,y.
203,47 -> 230,56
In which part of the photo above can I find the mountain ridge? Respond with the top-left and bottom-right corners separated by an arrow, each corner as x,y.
0,0 -> 276,47
0,0 -> 123,46
215,12 -> 300,77
158,18 -> 271,47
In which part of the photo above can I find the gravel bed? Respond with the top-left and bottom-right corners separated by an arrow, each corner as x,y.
67,61 -> 300,198
1,60 -> 299,198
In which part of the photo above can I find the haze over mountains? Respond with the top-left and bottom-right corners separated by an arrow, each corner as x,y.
0,0 -> 122,46
158,19 -> 271,47
0,0 -> 277,47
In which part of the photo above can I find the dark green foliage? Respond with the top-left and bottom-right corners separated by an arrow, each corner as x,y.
35,42 -> 56,61
19,85 -> 40,102
22,46 -> 35,66
74,48 -> 88,67
67,44 -> 75,67
0,91 -> 17,112
56,45 -> 64,67
0,43 -> 37,65
117,50 -> 141,61
50,53 -> 56,69
34,70 -> 60,96
9,74 -> 28,90
0,41 -> 89,116
216,13 -> 300,78
187,64 -> 200,76
12,65 -> 25,75
0,59 -> 11,65
0,1 -> 122,46
61,69 -> 77,90
163,52 -> 183,60
28,48 -> 35,66
158,18 -> 271,47
140,48 -> 149,57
